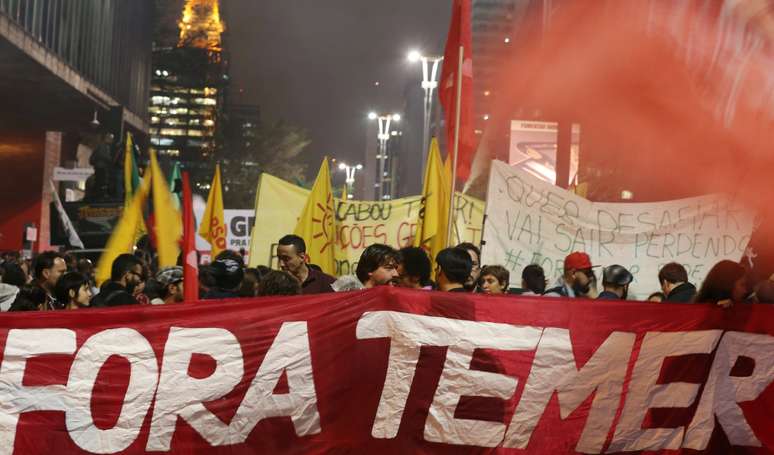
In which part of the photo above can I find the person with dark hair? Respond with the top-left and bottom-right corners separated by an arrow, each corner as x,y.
54,272 -> 92,310
63,253 -> 78,272
91,253 -> 142,307
143,279 -> 165,305
156,267 -> 184,304
259,271 -> 302,296
239,268 -> 262,297
435,247 -> 473,292
478,265 -> 509,294
694,260 -> 748,306
658,262 -> 696,303
203,257 -> 245,299
32,251 -> 67,310
597,265 -> 634,300
0,263 -> 21,311
9,286 -> 46,312
76,258 -> 98,295
276,234 -> 335,294
544,252 -> 597,298
397,247 -> 432,289
356,244 -> 401,288
457,242 -> 481,291
647,292 -> 666,302
521,264 -> 546,296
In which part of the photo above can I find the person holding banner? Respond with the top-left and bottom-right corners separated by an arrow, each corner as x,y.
544,252 -> 598,299
355,244 -> 401,288
597,265 -> 634,301
276,235 -> 335,294
156,267 -> 185,305
658,263 -> 697,303
397,247 -> 433,290
477,265 -> 509,295
434,247 -> 473,292
90,254 -> 142,307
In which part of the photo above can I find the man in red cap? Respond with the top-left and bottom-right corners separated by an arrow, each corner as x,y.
543,252 -> 598,298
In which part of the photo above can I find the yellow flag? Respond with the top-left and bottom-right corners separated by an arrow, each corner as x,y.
414,138 -> 451,267
95,171 -> 151,285
293,158 -> 336,275
149,151 -> 182,267
199,163 -> 227,258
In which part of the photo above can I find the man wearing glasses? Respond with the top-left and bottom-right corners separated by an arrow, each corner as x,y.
91,254 -> 144,307
543,252 -> 598,298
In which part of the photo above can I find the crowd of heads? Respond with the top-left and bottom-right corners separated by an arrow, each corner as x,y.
1,232 -> 772,312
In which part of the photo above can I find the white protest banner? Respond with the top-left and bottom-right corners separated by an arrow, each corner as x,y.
482,160 -> 755,299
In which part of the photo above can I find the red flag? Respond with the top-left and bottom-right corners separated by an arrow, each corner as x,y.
181,171 -> 199,302
439,0 -> 475,182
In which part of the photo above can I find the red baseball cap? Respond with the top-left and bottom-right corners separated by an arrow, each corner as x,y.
564,252 -> 595,271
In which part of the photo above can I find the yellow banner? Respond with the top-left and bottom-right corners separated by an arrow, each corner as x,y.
248,174 -> 485,276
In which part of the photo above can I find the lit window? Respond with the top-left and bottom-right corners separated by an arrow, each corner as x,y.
148,106 -> 161,114
188,130 -> 203,137
151,96 -> 170,105
189,118 -> 201,126
160,128 -> 186,136
169,108 -> 189,115
204,87 -> 218,96
151,116 -> 160,124
151,138 -> 175,146
149,128 -> 159,134
202,119 -> 215,127
193,98 -> 217,106
161,149 -> 180,157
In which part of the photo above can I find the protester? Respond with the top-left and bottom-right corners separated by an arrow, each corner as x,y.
520,264 -> 547,295
435,247 -> 472,292
143,279 -> 165,305
544,252 -> 597,298
1,262 -> 27,288
90,253 -> 142,307
276,235 -> 335,294
239,267 -> 262,297
397,247 -> 432,290
658,262 -> 697,303
356,244 -> 401,288
9,286 -> 46,312
63,253 -> 78,272
258,270 -> 302,296
647,292 -> 666,302
32,251 -> 67,310
478,265 -> 509,294
203,256 -> 244,299
156,266 -> 184,304
457,242 -> 481,292
694,260 -> 748,306
54,272 -> 92,310
597,265 -> 634,300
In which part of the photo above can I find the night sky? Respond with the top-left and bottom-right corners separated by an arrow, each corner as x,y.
224,0 -> 451,178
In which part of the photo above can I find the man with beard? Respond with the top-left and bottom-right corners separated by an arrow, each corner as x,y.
91,254 -> 143,307
544,252 -> 598,298
356,244 -> 400,288
597,265 -> 633,300
276,235 -> 335,294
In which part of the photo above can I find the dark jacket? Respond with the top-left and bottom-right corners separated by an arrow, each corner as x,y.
91,281 -> 137,307
203,288 -> 241,300
597,291 -> 621,300
665,283 -> 696,303
301,268 -> 336,295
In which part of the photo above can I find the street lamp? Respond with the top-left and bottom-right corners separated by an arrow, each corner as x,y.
369,113 -> 401,200
338,162 -> 364,199
407,50 -> 443,171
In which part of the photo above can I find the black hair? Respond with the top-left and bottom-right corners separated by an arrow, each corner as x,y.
647,292 -> 666,302
695,260 -> 746,304
658,262 -> 688,285
522,264 -> 547,294
110,253 -> 143,282
258,271 -> 302,297
278,235 -> 307,254
456,242 -> 481,260
436,247 -> 473,285
9,286 -> 44,311
399,247 -> 432,286
1,262 -> 27,287
356,244 -> 400,284
33,251 -> 64,280
239,268 -> 262,297
214,250 -> 245,267
54,272 -> 90,305
143,278 -> 164,300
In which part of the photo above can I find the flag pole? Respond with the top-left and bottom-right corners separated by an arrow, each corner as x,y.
446,45 -> 464,245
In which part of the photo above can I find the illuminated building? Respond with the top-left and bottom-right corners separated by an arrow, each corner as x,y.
150,0 -> 228,190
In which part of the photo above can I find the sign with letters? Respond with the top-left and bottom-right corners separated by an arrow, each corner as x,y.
0,288 -> 770,453
482,161 -> 755,298
248,174 -> 485,275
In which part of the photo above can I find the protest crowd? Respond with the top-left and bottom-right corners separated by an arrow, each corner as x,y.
2,232 -> 773,312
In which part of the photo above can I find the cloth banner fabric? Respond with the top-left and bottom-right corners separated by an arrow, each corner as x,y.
482,161 -> 755,299
249,174 -> 485,275
0,288 -> 771,454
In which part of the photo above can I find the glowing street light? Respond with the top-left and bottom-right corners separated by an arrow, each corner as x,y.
407,49 -> 443,173
369,113 -> 401,200
338,162 -> 364,199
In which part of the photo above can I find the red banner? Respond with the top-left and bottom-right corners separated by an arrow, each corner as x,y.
0,288 -> 772,454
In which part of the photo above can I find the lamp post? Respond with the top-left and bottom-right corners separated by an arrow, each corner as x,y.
368,112 -> 400,200
408,50 -> 443,171
338,162 -> 363,199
